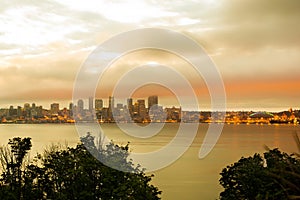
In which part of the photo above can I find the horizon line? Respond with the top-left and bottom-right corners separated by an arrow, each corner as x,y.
0,100 -> 298,114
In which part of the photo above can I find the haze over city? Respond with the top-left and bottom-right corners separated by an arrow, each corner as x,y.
0,0 -> 300,111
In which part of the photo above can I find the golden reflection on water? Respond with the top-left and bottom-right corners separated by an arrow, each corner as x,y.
0,123 -> 299,199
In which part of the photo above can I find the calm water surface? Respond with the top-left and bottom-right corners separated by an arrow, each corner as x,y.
0,123 -> 299,200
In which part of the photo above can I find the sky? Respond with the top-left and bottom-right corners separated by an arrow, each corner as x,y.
0,0 -> 300,111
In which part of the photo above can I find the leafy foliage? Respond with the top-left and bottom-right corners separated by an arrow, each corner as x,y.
0,137 -> 32,200
0,135 -> 161,200
219,148 -> 300,199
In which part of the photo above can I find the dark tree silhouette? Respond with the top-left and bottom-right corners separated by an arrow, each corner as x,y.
0,137 -> 32,200
0,136 -> 161,200
219,148 -> 300,199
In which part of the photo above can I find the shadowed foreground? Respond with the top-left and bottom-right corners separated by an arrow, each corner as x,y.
219,133 -> 300,199
0,134 -> 161,200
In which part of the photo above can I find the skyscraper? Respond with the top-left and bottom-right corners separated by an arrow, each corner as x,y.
69,103 -> 74,111
127,98 -> 133,108
17,106 -> 22,117
109,96 -> 114,109
31,103 -> 36,117
77,99 -> 84,114
50,103 -> 59,115
8,106 -> 16,117
23,103 -> 31,117
24,103 -> 30,112
137,99 -> 146,119
89,97 -> 94,112
95,99 -> 103,110
108,96 -> 114,121
69,103 -> 74,116
148,95 -> 158,109
127,98 -> 133,116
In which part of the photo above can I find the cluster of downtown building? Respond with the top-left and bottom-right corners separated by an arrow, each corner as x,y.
1,96 -> 299,124
0,96 -> 186,123
74,96 -> 183,123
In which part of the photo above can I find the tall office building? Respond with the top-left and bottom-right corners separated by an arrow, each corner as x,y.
127,98 -> 133,108
148,95 -> 158,109
31,103 -> 36,117
8,106 -> 16,117
23,103 -> 31,117
127,98 -> 133,115
69,103 -> 74,116
108,96 -> 114,121
95,99 -> 103,110
37,106 -> 43,117
24,103 -> 30,112
116,103 -> 123,110
69,103 -> 74,111
109,96 -> 114,109
17,106 -> 22,117
89,97 -> 93,112
137,99 -> 146,119
77,99 -> 84,114
50,103 -> 59,115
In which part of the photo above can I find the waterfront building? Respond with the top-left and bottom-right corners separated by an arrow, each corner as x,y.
137,99 -> 147,120
77,99 -> 84,114
95,99 -> 103,110
69,103 -> 74,116
50,103 -> 59,115
148,95 -> 158,109
108,96 -> 114,109
165,106 -> 181,122
108,96 -> 114,121
89,97 -> 93,112
24,103 -> 30,117
17,106 -> 22,117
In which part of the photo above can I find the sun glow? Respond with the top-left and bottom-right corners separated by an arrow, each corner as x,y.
146,61 -> 160,67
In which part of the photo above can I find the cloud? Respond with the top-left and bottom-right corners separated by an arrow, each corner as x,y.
0,0 -> 299,110
54,0 -> 178,23
195,0 -> 300,50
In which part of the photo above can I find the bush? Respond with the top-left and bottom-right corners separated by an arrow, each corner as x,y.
219,148 -> 300,199
0,135 -> 161,200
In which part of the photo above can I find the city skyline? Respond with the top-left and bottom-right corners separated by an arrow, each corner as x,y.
1,95 -> 299,125
0,95 -> 298,113
0,1 -> 300,111
0,96 -> 165,111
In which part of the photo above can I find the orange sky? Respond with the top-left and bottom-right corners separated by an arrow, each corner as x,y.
0,0 -> 300,111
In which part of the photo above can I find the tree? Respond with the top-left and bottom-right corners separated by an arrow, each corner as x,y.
0,135 -> 161,199
0,137 -> 32,200
219,148 -> 300,199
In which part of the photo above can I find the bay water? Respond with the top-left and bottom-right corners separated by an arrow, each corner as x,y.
0,123 -> 299,199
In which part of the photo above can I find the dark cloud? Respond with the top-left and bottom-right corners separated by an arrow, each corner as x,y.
199,0 -> 300,49
0,0 -> 299,110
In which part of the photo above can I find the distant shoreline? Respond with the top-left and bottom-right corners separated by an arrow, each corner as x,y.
0,121 -> 298,125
